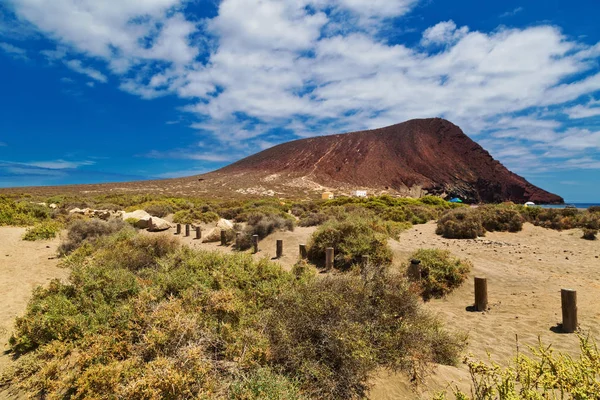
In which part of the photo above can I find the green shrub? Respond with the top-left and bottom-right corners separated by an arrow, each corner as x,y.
4,224 -> 463,399
582,228 -> 598,240
436,337 -> 600,400
407,249 -> 472,300
22,220 -> 62,241
0,198 -> 50,226
298,212 -> 329,227
478,206 -> 524,232
307,216 -> 393,269
144,202 -> 174,217
173,209 -> 220,224
236,214 -> 294,250
58,219 -> 130,255
267,274 -> 465,399
589,205 -> 600,213
436,209 -> 485,239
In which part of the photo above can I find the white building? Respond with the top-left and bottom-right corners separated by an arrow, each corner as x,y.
353,190 -> 367,198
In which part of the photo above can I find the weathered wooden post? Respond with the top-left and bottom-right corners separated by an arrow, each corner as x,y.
235,233 -> 241,249
176,223 -> 181,235
147,217 -> 153,231
408,259 -> 421,281
276,239 -> 283,258
474,277 -> 488,312
185,224 -> 190,237
325,247 -> 334,270
220,230 -> 227,246
561,289 -> 578,333
361,255 -> 370,281
252,235 -> 259,253
299,244 -> 307,259
196,226 -> 201,240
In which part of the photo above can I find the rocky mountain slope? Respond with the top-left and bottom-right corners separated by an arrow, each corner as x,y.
0,118 -> 563,203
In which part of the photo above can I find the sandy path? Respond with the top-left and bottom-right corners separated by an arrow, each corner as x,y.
369,222 -> 600,399
0,227 -> 68,399
168,225 -> 317,271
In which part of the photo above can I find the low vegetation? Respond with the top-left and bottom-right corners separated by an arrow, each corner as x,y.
1,221 -> 464,399
173,209 -> 220,224
582,228 -> 598,240
58,218 -> 130,255
436,337 -> 600,399
407,249 -> 472,300
436,209 -> 485,239
236,213 -> 295,250
307,215 -> 393,270
22,220 -> 62,241
0,197 -> 50,226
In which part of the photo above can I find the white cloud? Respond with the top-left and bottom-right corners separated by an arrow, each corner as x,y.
25,159 -> 95,169
64,59 -> 107,82
500,7 -> 524,18
564,99 -> 600,119
6,0 -> 600,173
0,41 -> 26,58
421,20 -> 469,45
145,149 -> 237,162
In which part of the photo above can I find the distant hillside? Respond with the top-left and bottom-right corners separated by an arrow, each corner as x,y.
0,118 -> 563,203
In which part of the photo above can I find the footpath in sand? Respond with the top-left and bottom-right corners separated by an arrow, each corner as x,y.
1,222 -> 599,399
0,227 -> 69,398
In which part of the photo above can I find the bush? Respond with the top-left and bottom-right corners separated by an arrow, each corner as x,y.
0,198 -> 50,226
4,226 -> 464,399
236,214 -> 294,250
436,337 -> 600,400
436,209 -> 485,239
267,274 -> 465,399
144,203 -> 174,217
589,205 -> 600,213
307,216 -> 393,270
22,220 -> 62,241
478,206 -> 524,232
173,209 -> 220,224
582,228 -> 598,240
58,219 -> 130,255
407,249 -> 472,300
298,212 -> 329,227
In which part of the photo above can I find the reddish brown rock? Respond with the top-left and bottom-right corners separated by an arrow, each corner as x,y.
212,118 -> 563,204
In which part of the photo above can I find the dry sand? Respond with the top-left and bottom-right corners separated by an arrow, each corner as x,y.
1,222 -> 599,399
0,227 -> 69,399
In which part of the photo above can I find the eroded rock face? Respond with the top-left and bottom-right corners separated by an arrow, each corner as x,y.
210,118 -> 563,204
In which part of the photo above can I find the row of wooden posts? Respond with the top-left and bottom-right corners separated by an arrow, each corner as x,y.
410,259 -> 579,333
170,223 -> 579,334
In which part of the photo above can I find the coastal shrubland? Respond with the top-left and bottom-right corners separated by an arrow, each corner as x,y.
307,215 -> 394,270
236,213 -> 295,250
22,220 -> 62,241
435,337 -> 600,400
436,209 -> 485,239
1,221 -> 464,399
406,249 -> 472,300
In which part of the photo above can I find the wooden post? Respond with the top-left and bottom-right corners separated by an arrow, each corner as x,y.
561,289 -> 578,333
408,259 -> 421,281
474,277 -> 488,312
276,239 -> 283,258
196,226 -> 201,240
325,247 -> 334,270
220,230 -> 227,246
147,217 -> 153,231
176,223 -> 181,235
299,244 -> 307,259
185,224 -> 190,237
361,255 -> 370,281
235,233 -> 241,249
252,235 -> 259,253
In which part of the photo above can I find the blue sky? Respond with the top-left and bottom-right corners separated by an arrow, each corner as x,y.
0,0 -> 599,202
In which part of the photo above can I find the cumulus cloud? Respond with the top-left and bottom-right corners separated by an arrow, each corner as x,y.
0,41 -> 27,58
5,0 -> 600,172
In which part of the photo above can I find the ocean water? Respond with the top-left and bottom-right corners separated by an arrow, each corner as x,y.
540,203 -> 600,209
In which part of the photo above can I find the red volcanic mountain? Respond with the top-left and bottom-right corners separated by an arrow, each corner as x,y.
0,118 -> 562,203
203,118 -> 562,203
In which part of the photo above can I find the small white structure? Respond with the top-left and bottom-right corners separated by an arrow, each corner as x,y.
353,190 -> 368,198
524,201 -> 536,207
322,191 -> 334,200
